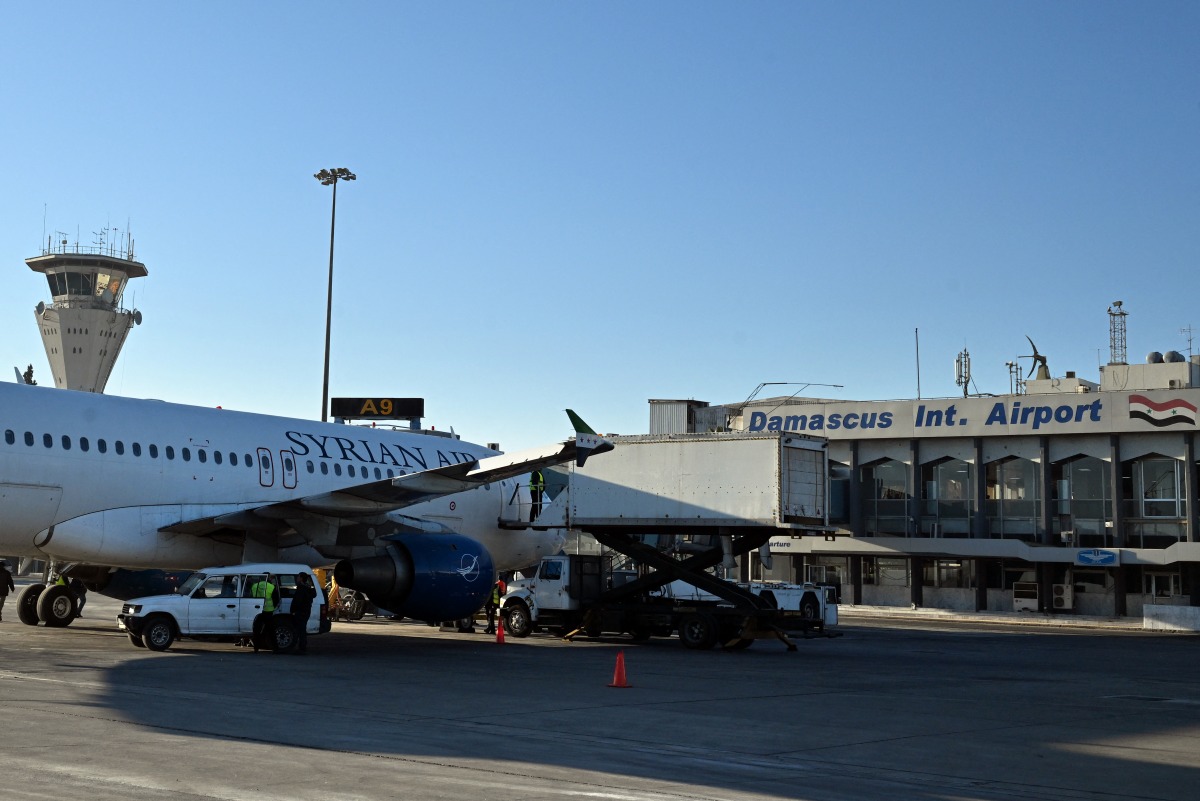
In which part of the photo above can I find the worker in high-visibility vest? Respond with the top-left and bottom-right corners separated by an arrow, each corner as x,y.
529,470 -> 545,522
249,574 -> 279,652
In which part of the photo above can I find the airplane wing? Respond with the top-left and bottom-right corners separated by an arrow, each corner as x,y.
161,411 -> 612,533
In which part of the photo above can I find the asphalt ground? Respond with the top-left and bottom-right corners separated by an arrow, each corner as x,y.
0,587 -> 1196,801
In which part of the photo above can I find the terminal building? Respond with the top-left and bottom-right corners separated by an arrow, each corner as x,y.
650,334 -> 1200,618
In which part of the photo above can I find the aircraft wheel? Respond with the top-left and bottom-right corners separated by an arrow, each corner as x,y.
679,613 -> 718,650
37,585 -> 77,627
503,602 -> 533,637
271,617 -> 298,653
16,584 -> 44,626
128,632 -> 145,648
142,615 -> 175,651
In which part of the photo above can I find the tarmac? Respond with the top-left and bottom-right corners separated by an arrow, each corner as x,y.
1,580 -> 1197,801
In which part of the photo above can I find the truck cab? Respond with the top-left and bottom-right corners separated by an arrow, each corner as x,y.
117,563 -> 330,653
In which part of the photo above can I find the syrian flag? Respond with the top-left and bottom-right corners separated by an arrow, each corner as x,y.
1129,394 -> 1197,427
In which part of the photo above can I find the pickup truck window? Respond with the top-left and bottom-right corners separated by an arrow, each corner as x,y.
541,561 -> 563,581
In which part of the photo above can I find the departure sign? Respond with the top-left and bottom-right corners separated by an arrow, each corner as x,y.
330,397 -> 424,420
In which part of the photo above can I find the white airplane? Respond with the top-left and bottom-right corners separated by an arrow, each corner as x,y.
0,380 -> 612,628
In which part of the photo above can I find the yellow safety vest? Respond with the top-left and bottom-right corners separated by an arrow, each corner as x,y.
251,580 -> 277,612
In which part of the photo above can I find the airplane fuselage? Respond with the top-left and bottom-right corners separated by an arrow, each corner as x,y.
0,382 -> 560,571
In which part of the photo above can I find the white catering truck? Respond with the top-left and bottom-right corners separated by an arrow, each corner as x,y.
117,562 -> 330,653
501,554 -> 838,651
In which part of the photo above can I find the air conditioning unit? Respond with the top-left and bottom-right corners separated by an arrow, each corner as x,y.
1052,583 -> 1074,610
1168,379 -> 1183,389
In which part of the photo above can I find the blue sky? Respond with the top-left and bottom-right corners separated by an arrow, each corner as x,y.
1,2 -> 1197,449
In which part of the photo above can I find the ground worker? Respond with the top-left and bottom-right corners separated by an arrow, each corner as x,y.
249,573 -> 280,652
529,469 -> 545,522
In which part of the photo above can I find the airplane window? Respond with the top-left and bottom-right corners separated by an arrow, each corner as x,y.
61,435 -> 71,450
98,439 -> 107,454
24,431 -> 33,446
182,448 -> 191,462
43,433 -> 52,448
115,441 -> 125,455
334,464 -> 343,476
260,453 -> 272,470
4,430 -> 13,445
284,455 -> 294,472
375,467 -> 382,480
306,460 -> 315,474
149,444 -> 158,458
387,469 -> 395,478
320,462 -> 328,475
244,453 -> 252,467
165,446 -> 174,460
347,465 -> 355,478
197,450 -> 207,464
132,443 -> 141,456
80,437 -> 90,452
213,451 -> 222,465
229,452 -> 237,466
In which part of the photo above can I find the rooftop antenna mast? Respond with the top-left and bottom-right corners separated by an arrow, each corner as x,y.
954,348 -> 971,398
1107,300 -> 1128,365
1181,325 -> 1194,361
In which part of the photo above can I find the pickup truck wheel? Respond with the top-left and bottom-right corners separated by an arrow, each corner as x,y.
142,616 -> 175,651
37,585 -> 77,627
272,617 -> 298,653
679,613 -> 718,650
129,632 -> 145,648
504,602 -> 532,638
16,584 -> 44,626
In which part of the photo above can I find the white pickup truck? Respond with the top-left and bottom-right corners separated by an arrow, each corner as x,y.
117,563 -> 330,653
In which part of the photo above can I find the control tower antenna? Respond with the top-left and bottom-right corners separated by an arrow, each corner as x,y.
1107,301 -> 1128,366
26,230 -> 146,392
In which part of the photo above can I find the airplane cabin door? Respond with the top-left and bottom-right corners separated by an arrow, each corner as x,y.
280,450 -> 297,489
257,448 -> 275,487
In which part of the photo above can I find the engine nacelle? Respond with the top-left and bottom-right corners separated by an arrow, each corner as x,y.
333,534 -> 494,622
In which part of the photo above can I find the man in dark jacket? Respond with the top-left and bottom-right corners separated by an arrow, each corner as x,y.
290,572 -> 316,654
0,561 -> 15,621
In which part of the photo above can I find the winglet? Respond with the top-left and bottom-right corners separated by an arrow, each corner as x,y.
565,408 -> 597,435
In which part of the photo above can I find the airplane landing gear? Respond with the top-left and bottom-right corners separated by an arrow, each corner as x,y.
37,584 -> 77,627
14,580 -> 80,627
15,583 -> 43,625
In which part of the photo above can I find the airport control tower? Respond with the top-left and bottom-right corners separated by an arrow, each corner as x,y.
26,231 -> 145,393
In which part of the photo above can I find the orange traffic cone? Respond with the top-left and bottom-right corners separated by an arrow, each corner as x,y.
496,616 -> 505,644
608,650 -> 631,688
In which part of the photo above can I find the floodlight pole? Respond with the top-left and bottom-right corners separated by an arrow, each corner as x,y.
314,167 -> 356,422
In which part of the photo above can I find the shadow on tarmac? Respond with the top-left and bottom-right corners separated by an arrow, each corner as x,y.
69,615 -> 1200,801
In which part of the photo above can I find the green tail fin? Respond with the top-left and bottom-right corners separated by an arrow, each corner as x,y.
565,409 -> 597,435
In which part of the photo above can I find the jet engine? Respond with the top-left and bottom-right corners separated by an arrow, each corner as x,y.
333,534 -> 494,622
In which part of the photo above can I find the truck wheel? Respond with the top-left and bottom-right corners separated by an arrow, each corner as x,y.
272,617 -> 298,653
37,585 -> 77,627
16,584 -> 44,626
504,602 -> 533,638
800,593 -> 820,620
679,613 -> 718,650
142,615 -> 175,651
129,632 -> 145,648
629,624 -> 651,641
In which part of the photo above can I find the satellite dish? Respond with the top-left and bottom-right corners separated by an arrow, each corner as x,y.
133,310 -> 143,326
35,301 -> 45,316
